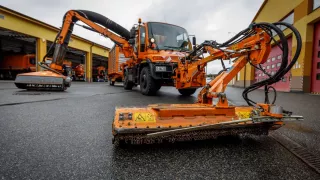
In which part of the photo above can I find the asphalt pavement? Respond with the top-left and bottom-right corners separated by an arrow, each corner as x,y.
0,81 -> 319,180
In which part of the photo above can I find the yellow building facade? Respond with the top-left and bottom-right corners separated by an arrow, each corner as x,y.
233,0 -> 320,93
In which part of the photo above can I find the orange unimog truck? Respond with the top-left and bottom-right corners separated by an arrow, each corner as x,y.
0,54 -> 36,79
108,45 -> 127,85
72,64 -> 85,81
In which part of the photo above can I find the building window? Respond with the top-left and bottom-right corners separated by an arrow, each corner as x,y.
318,51 -> 320,58
263,67 -> 266,70
280,13 -> 294,31
272,12 -> 294,36
318,62 -> 320,69
314,0 -> 320,10
317,73 -> 320,80
259,73 -> 261,77
267,59 -> 270,63
267,66 -> 270,69
272,57 -> 276,61
277,55 -> 282,59
277,62 -> 281,67
318,40 -> 320,47
272,64 -> 275,68
282,77 -> 287,82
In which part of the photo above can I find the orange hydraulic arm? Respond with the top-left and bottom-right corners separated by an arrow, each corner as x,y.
46,10 -> 133,73
175,28 -> 271,106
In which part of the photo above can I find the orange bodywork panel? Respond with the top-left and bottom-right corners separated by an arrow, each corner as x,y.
16,71 -> 66,79
112,104 -> 284,136
108,45 -> 127,81
0,54 -> 36,71
73,64 -> 85,77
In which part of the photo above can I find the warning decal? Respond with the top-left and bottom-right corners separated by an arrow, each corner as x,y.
133,112 -> 156,122
236,111 -> 251,119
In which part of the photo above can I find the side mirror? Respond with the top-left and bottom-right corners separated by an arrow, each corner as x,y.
192,36 -> 196,46
149,38 -> 156,49
192,36 -> 196,50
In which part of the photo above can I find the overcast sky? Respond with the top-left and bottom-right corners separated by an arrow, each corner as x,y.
1,0 -> 263,73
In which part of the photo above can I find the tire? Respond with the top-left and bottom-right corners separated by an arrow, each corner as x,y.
15,83 -> 27,89
123,73 -> 134,90
178,88 -> 197,96
110,81 -> 115,86
140,66 -> 157,95
155,82 -> 162,91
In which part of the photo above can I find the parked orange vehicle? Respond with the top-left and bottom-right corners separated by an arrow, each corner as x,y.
93,65 -> 107,82
0,54 -> 36,79
108,45 -> 126,85
72,64 -> 85,81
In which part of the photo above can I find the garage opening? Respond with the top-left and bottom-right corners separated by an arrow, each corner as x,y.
92,54 -> 108,82
0,27 -> 36,80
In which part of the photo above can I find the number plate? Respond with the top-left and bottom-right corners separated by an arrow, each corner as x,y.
155,66 -> 166,72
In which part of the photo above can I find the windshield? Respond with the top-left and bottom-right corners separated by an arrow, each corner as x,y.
148,22 -> 190,51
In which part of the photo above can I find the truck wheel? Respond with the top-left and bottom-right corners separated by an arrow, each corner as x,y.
123,74 -> 134,90
110,81 -> 115,86
15,83 -> 27,89
155,82 -> 162,91
178,88 -> 197,96
140,66 -> 157,95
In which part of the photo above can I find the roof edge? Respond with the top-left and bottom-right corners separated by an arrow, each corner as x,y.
0,5 -> 110,50
252,0 -> 268,22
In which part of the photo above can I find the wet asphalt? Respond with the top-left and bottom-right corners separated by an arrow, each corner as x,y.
0,81 -> 319,180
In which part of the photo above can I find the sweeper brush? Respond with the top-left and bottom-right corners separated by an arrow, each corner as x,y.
15,70 -> 71,91
112,104 -> 303,145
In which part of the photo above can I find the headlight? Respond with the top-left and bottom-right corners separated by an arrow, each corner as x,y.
155,66 -> 166,72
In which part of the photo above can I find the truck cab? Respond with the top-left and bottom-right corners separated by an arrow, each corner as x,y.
123,21 -> 199,95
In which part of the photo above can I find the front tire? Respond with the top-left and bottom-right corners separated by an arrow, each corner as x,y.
178,88 -> 197,96
140,67 -> 157,95
155,81 -> 162,91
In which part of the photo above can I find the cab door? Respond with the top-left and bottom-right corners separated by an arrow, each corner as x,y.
138,26 -> 146,59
